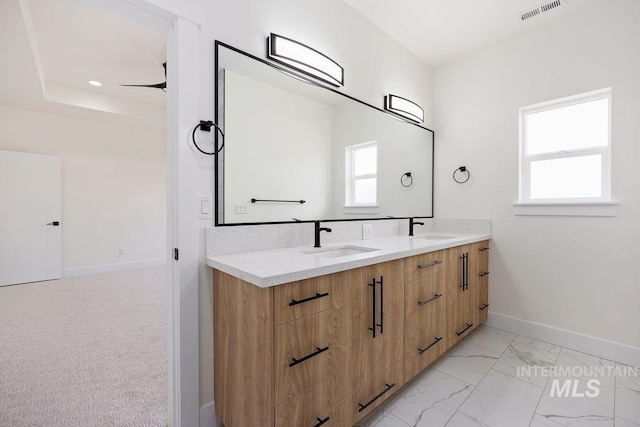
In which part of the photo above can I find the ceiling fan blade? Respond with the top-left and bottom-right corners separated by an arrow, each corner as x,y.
119,82 -> 166,89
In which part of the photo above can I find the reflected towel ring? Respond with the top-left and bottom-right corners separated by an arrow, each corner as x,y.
401,172 -> 413,187
453,166 -> 470,184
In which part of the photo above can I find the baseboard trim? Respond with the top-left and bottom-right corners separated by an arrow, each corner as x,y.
62,258 -> 166,278
486,312 -> 640,367
200,401 -> 218,427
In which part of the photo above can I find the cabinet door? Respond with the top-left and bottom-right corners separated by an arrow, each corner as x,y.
372,260 -> 404,375
446,245 -> 473,325
332,267 -> 375,402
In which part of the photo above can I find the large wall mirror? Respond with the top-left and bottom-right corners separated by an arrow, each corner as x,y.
214,41 -> 434,225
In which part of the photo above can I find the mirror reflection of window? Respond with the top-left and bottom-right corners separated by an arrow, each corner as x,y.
346,141 -> 378,206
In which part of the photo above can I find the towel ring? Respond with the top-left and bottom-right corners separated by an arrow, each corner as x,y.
453,166 -> 470,184
400,172 -> 413,187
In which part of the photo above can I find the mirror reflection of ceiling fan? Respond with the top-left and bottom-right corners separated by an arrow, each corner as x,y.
119,62 -> 167,91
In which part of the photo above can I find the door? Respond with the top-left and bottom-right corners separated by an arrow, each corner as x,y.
0,150 -> 62,286
446,244 -> 473,325
371,260 -> 404,375
332,267 -> 375,402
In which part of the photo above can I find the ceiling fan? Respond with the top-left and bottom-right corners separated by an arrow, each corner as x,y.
119,62 -> 167,91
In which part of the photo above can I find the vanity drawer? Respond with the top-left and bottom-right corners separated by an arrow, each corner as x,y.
476,277 -> 489,324
405,269 -> 446,331
275,310 -> 331,404
332,360 -> 404,427
405,250 -> 446,282
405,313 -> 447,381
448,312 -> 476,346
275,378 -> 332,427
274,275 -> 332,326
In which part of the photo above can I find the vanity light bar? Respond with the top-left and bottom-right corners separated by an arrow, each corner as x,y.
267,33 -> 344,87
384,94 -> 424,123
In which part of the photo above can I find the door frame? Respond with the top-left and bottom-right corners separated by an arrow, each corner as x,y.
77,1 -> 203,426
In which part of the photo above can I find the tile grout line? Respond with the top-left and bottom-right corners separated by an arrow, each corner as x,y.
527,344 -> 565,427
453,329 -> 518,425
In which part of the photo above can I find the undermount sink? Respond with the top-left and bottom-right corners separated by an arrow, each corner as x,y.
301,245 -> 380,258
415,235 -> 456,240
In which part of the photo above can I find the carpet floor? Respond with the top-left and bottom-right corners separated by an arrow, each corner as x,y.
0,267 -> 168,427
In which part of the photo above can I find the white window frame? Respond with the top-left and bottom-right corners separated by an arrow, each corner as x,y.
345,141 -> 378,207
516,88 -> 616,216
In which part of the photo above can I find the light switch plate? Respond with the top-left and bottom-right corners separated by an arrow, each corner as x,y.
198,196 -> 212,219
362,224 -> 373,240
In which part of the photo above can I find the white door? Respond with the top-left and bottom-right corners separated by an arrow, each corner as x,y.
0,150 -> 62,286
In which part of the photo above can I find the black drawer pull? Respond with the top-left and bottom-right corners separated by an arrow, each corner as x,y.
455,323 -> 474,336
417,260 -> 443,270
289,346 -> 329,367
479,303 -> 489,311
418,336 -> 443,354
479,271 -> 489,277
313,416 -> 330,427
418,293 -> 442,307
479,247 -> 490,252
289,292 -> 329,306
357,382 -> 396,412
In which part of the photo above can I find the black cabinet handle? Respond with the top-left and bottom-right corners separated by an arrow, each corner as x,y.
479,304 -> 489,311
418,293 -> 442,307
368,279 -> 376,338
377,276 -> 384,334
313,416 -> 330,427
459,254 -> 468,291
417,260 -> 442,270
289,346 -> 329,367
418,336 -> 443,354
455,323 -> 474,336
289,292 -> 329,306
479,271 -> 489,277
357,383 -> 396,412
479,247 -> 490,252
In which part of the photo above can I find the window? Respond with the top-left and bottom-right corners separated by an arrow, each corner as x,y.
519,88 -> 611,205
345,141 -> 377,206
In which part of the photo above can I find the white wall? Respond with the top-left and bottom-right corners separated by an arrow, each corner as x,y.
433,1 -> 640,350
331,101 -> 433,218
194,0 -> 435,409
0,106 -> 166,274
224,70 -> 333,223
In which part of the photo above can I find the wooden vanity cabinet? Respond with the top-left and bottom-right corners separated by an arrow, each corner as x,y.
446,241 -> 490,345
214,271 -> 332,427
213,241 -> 490,427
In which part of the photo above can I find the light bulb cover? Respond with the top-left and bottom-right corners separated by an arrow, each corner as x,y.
267,33 -> 344,87
384,94 -> 424,123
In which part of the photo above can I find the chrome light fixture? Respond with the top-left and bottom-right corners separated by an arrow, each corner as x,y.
267,33 -> 344,87
384,94 -> 424,123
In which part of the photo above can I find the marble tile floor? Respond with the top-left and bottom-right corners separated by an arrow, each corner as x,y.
361,326 -> 640,427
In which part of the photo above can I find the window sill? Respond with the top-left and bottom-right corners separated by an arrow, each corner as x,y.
513,202 -> 618,217
343,205 -> 379,215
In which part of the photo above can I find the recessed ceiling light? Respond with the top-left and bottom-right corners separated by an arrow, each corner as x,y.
88,80 -> 102,87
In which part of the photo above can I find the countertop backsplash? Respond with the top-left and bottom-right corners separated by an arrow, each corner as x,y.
206,218 -> 490,257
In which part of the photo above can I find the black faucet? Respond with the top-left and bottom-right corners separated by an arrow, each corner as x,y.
409,218 -> 424,236
314,221 -> 332,247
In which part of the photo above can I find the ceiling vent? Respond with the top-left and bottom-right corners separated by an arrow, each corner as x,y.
519,0 -> 567,21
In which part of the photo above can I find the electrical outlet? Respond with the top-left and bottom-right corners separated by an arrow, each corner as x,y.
234,203 -> 248,214
362,224 -> 373,240
119,248 -> 127,256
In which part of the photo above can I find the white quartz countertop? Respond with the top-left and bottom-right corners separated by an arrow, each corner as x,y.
206,232 -> 490,288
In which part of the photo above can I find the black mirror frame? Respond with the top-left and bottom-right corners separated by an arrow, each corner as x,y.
214,40 -> 435,226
